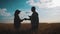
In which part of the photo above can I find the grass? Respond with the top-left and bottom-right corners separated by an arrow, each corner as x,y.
0,23 -> 60,34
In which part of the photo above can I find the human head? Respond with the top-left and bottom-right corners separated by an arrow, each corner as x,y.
15,10 -> 21,15
31,6 -> 36,12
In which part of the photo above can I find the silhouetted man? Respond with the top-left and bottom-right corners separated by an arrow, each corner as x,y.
25,6 -> 39,34
31,6 -> 39,34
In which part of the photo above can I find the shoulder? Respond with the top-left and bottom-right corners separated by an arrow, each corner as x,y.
35,12 -> 38,15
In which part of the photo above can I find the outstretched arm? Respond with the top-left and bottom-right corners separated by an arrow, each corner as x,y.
24,18 -> 30,20
24,16 -> 31,20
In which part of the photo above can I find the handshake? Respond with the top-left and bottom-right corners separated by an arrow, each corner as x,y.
22,16 -> 31,20
23,18 -> 27,20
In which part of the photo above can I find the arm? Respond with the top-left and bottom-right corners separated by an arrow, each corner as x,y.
24,16 -> 31,20
24,18 -> 30,20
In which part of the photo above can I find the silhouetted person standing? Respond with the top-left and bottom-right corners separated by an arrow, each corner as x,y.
31,6 -> 39,34
24,6 -> 39,34
14,10 -> 23,31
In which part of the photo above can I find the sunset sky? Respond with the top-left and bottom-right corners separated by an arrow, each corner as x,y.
0,0 -> 60,23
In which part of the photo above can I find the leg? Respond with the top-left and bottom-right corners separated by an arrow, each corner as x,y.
31,24 -> 34,34
34,24 -> 39,34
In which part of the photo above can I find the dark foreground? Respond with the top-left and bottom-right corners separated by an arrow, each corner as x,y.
0,23 -> 60,34
0,29 -> 32,34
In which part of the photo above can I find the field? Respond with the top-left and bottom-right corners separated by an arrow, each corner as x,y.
0,23 -> 60,34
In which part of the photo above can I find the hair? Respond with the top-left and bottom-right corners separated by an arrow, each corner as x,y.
14,10 -> 20,15
31,6 -> 36,11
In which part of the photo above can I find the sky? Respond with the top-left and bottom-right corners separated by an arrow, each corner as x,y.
0,0 -> 60,23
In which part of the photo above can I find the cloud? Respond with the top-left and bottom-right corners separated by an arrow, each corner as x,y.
0,8 -> 11,16
26,0 -> 60,22
26,0 -> 60,8
38,7 -> 60,22
19,10 -> 32,20
26,0 -> 52,8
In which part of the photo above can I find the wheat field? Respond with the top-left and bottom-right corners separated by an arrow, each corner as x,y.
0,23 -> 60,34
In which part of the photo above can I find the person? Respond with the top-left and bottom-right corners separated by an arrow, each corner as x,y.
31,6 -> 39,34
24,6 -> 39,34
14,10 -> 24,31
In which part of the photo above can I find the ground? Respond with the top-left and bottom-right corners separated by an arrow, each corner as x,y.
0,23 -> 60,34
